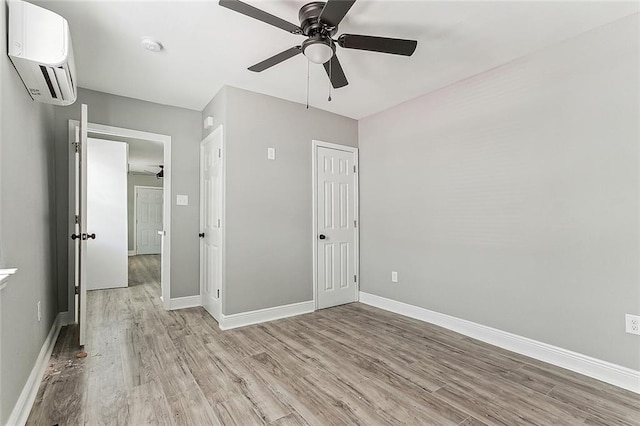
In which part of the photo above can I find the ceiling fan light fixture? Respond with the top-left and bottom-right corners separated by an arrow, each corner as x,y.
302,38 -> 334,64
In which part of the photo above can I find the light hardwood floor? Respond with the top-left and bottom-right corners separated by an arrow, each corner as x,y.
27,255 -> 639,425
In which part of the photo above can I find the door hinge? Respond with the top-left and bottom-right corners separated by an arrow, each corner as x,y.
217,218 -> 221,227
218,148 -> 222,158
354,274 -> 357,283
354,220 -> 357,228
353,165 -> 356,173
75,286 -> 79,295
217,289 -> 220,298
73,142 -> 79,153
75,215 -> 79,224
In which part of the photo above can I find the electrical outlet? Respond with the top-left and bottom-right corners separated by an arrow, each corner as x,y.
391,271 -> 398,283
37,301 -> 41,322
626,314 -> 640,335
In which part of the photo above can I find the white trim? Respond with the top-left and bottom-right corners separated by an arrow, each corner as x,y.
169,295 -> 202,310
87,123 -> 170,144
67,120 -> 172,312
311,140 -> 359,311
133,185 -> 163,256
359,292 -> 640,394
67,120 -> 77,323
162,135 -> 171,310
7,312 -> 67,426
219,300 -> 314,330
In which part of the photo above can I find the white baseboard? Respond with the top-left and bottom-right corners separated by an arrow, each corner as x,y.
359,292 -> 640,394
7,312 -> 67,426
169,295 -> 202,310
219,300 -> 314,330
128,250 -> 136,256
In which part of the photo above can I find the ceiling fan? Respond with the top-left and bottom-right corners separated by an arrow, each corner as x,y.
219,0 -> 418,88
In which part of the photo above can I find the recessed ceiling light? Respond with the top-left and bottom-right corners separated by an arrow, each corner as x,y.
141,38 -> 163,52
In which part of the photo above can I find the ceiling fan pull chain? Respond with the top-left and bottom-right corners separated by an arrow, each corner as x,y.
328,59 -> 332,102
306,59 -> 310,109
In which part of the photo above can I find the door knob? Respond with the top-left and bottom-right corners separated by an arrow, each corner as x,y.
70,234 -> 81,240
319,234 -> 326,240
199,232 -> 205,238
87,233 -> 96,240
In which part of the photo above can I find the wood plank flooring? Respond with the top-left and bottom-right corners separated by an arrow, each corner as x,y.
27,255 -> 639,425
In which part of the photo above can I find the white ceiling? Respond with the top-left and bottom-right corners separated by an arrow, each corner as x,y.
34,0 -> 638,119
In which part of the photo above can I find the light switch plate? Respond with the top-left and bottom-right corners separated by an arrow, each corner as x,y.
176,194 -> 188,206
267,147 -> 276,160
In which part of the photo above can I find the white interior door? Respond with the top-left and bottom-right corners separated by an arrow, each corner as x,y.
136,187 -> 163,255
200,126 -> 224,321
71,104 -> 89,346
86,138 -> 128,290
315,143 -> 358,310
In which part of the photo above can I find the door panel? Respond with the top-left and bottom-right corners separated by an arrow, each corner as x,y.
200,127 -> 223,321
136,187 -> 163,255
86,138 -> 128,290
316,145 -> 358,309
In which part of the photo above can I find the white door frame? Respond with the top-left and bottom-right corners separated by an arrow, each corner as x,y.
199,125 -> 225,317
68,121 -> 172,311
133,185 -> 164,256
311,140 -> 360,310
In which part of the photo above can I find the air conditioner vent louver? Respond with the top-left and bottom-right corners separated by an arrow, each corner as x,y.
39,66 -> 58,99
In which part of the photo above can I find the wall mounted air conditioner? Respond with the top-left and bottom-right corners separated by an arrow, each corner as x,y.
8,0 -> 77,106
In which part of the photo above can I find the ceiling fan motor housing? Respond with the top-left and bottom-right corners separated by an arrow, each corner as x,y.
299,2 -> 337,64
299,2 -> 338,37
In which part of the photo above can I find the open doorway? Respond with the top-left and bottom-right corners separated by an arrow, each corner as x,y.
67,120 -> 172,336
127,137 -> 164,297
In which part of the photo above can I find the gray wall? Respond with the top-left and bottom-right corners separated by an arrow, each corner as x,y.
203,86 -> 358,315
127,174 -> 163,251
201,85 -> 227,140
358,15 -> 639,370
0,4 -> 58,422
54,88 -> 202,309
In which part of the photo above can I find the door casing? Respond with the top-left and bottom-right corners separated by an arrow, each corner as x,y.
68,120 -> 172,312
312,140 -> 360,310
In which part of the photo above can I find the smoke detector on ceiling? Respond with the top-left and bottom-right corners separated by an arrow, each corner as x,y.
141,38 -> 163,52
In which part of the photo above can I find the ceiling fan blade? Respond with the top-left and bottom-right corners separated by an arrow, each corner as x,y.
319,0 -> 356,28
248,46 -> 302,72
219,0 -> 301,34
338,34 -> 417,56
323,54 -> 348,89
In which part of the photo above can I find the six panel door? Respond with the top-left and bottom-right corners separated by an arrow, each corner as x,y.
316,145 -> 357,309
